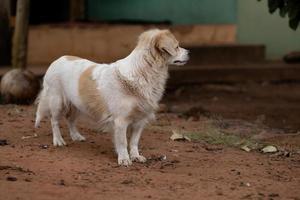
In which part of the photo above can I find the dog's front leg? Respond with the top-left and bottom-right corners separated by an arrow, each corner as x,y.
113,118 -> 132,166
130,120 -> 147,163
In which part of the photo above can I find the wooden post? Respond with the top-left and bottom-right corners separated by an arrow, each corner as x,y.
0,0 -> 11,66
12,0 -> 30,69
70,0 -> 85,22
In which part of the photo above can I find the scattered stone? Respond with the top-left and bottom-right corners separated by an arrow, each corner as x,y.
232,170 -> 241,175
282,151 -> 291,157
24,178 -> 32,182
100,150 -> 107,154
271,150 -> 291,158
6,176 -> 17,181
121,180 -> 133,185
240,182 -> 251,187
155,155 -> 167,161
0,139 -> 8,146
171,160 -> 180,164
205,146 -> 223,151
58,179 -> 65,186
242,194 -> 253,199
261,145 -> 277,153
160,155 -> 167,161
39,144 -> 49,149
147,155 -> 167,162
268,193 -> 279,198
258,192 -> 265,197
160,161 -> 175,169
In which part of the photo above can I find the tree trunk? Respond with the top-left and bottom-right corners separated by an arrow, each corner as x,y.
0,0 -> 11,66
12,0 -> 30,69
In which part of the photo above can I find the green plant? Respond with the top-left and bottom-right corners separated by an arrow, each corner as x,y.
259,0 -> 300,30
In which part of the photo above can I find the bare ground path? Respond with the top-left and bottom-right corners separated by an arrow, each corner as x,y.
1,83 -> 300,200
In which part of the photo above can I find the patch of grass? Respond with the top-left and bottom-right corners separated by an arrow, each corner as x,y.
185,122 -> 261,149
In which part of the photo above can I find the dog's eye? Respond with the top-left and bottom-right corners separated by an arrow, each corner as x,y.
176,46 -> 179,50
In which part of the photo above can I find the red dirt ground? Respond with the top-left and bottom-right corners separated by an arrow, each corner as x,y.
0,83 -> 300,200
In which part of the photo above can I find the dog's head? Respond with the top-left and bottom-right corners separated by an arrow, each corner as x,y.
137,29 -> 189,66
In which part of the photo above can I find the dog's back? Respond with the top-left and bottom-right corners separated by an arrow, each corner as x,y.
35,56 -> 96,127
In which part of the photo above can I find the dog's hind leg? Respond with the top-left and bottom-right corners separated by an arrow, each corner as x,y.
65,106 -> 86,142
49,92 -> 66,146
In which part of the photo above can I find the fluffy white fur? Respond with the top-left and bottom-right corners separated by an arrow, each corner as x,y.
35,29 -> 189,166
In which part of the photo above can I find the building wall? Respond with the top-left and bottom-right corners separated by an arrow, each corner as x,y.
27,24 -> 235,65
237,0 -> 300,59
86,0 -> 237,24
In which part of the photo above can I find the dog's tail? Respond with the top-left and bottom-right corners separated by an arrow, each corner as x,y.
35,85 -> 50,128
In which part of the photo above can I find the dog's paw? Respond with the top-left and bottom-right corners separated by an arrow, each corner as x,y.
118,157 -> 132,167
131,155 -> 147,163
70,132 -> 86,142
53,137 -> 66,146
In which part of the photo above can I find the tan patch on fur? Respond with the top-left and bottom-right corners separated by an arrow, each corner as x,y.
79,66 -> 107,120
115,69 -> 145,100
155,30 -> 178,56
136,29 -> 178,66
65,55 -> 82,61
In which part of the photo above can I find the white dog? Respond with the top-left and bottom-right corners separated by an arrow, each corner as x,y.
35,29 -> 189,166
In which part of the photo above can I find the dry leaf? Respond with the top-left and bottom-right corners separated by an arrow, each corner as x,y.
21,134 -> 38,140
170,130 -> 191,142
241,145 -> 251,152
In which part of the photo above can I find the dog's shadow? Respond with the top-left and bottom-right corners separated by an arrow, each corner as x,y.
42,120 -> 117,165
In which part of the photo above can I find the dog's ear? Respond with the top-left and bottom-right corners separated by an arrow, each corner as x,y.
155,30 -> 177,56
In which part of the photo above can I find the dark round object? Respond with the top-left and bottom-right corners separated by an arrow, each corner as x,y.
1,69 -> 40,104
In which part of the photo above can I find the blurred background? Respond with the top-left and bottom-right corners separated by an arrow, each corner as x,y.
0,0 -> 299,67
1,1 -> 300,198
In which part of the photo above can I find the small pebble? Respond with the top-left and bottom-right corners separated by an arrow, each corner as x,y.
39,144 -> 49,149
58,179 -> 65,186
6,176 -> 17,181
0,139 -> 8,146
24,178 -> 32,182
121,180 -> 133,185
